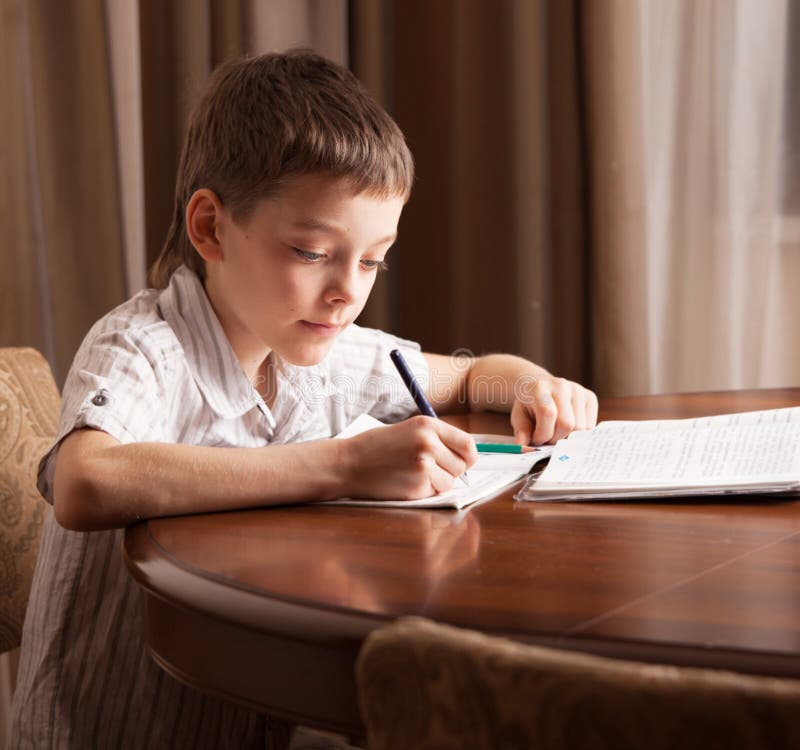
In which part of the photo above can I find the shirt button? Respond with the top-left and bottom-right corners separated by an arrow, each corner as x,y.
91,390 -> 109,406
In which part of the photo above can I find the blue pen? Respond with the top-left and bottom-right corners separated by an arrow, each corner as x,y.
389,349 -> 470,486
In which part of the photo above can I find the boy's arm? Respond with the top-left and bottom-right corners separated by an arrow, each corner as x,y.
53,417 -> 477,531
422,352 -> 598,445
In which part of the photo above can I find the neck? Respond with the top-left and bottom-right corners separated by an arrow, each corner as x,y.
202,276 -> 273,393
255,355 -> 278,409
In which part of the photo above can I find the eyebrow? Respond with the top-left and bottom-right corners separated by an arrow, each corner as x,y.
292,218 -> 397,247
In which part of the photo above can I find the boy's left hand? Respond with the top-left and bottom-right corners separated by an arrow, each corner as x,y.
510,374 -> 598,445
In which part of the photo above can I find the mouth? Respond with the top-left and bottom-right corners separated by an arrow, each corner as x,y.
300,320 -> 343,337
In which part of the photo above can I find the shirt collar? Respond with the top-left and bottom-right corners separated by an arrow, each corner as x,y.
157,265 -> 274,425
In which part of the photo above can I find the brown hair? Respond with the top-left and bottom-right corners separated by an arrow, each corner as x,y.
149,51 -> 414,288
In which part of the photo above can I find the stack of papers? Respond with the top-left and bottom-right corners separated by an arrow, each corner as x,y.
327,414 -> 551,509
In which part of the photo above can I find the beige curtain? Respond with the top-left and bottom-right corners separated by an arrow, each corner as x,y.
0,0 -> 127,387
586,0 -> 799,395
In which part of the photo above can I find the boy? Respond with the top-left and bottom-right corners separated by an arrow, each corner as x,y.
11,52 -> 597,748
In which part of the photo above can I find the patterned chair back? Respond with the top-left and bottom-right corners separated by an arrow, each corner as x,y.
357,616 -> 800,750
0,348 -> 59,653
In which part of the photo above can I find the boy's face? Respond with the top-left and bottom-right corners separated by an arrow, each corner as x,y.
204,174 -> 404,369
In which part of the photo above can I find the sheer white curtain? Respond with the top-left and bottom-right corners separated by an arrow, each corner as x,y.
589,0 -> 799,395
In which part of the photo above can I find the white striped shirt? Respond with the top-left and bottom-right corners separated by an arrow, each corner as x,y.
11,265 -> 428,749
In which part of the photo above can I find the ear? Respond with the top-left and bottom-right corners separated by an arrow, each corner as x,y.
186,189 -> 226,263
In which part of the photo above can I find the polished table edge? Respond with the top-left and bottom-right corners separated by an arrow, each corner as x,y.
123,521 -> 800,670
123,522 -> 383,642
123,510 -> 800,736
124,522 -> 375,733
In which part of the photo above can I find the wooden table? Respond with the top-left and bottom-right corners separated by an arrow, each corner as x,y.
123,389 -> 800,735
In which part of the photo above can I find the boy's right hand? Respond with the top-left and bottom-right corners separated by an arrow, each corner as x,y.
342,416 -> 478,501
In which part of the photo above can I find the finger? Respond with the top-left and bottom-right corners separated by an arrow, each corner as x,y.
429,437 -> 469,482
432,421 -> 479,468
406,420 -> 470,488
585,389 -> 599,428
431,423 -> 481,487
427,460 -> 459,494
550,380 -> 578,441
576,389 -> 595,430
571,388 -> 590,431
530,384 -> 559,444
510,400 -> 534,445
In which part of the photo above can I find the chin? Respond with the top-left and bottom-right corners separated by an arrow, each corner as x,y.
286,355 -> 327,368
281,344 -> 334,367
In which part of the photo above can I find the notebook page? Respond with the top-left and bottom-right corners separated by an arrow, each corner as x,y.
330,468 -> 536,509
538,415 -> 800,486
596,407 -> 800,433
327,414 -> 548,508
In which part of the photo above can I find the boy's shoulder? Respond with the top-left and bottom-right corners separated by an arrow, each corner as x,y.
78,287 -> 180,366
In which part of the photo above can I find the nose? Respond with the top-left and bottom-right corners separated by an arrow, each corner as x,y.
324,262 -> 360,306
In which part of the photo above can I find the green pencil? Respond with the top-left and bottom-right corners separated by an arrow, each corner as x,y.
475,443 -> 537,454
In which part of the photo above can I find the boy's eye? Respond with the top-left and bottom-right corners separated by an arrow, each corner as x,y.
293,248 -> 325,262
361,259 -> 389,272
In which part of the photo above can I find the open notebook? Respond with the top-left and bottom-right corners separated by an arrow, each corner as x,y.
325,414 -> 551,509
515,407 -> 800,502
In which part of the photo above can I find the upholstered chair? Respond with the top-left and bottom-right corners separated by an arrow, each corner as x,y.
357,616 -> 800,750
0,348 -> 59,653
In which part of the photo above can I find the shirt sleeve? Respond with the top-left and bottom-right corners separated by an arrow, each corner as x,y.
37,326 -> 167,504
325,324 -> 431,426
